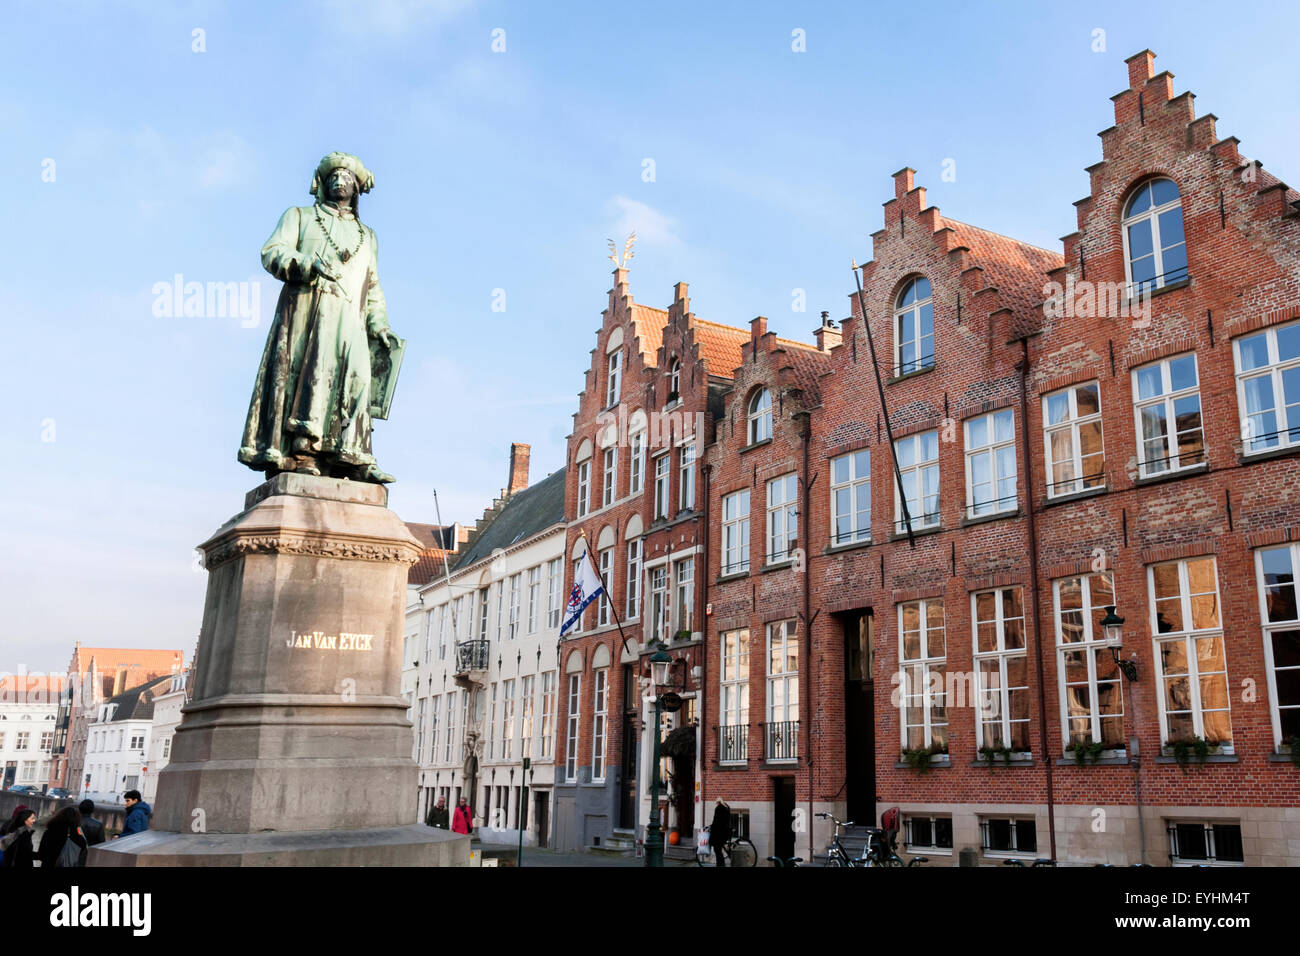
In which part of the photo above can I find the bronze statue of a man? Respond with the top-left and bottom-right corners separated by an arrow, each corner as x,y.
238,152 -> 402,484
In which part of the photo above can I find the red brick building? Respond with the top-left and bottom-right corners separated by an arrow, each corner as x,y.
693,51 -> 1299,865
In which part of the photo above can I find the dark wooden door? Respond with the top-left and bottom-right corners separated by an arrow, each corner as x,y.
774,777 -> 796,860
844,610 -> 876,822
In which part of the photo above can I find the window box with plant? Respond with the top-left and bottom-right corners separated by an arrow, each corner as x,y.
1065,740 -> 1107,765
901,745 -> 947,772
1164,735 -> 1223,769
977,745 -> 1021,766
1284,736 -> 1300,768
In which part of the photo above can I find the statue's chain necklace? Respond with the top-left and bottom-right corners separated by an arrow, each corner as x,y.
314,205 -> 366,263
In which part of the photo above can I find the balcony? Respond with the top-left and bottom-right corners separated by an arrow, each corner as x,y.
765,720 -> 799,762
719,724 -> 747,763
453,640 -> 490,680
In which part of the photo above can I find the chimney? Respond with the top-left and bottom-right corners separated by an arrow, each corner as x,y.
507,443 -> 531,496
814,311 -> 841,352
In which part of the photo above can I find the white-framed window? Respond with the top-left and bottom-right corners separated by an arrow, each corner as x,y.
653,454 -> 670,520
564,674 -> 580,780
830,450 -> 871,545
496,580 -> 506,641
1149,556 -> 1232,748
679,441 -> 695,511
547,558 -> 563,630
899,598 -> 947,752
904,815 -> 953,853
894,277 -> 934,376
576,460 -> 591,518
520,676 -> 535,759
501,679 -> 515,760
606,349 -> 622,408
1122,178 -> 1188,294
1168,821 -> 1244,866
416,697 -> 427,763
1044,382 -> 1104,498
673,557 -> 694,638
648,565 -> 668,644
478,587 -> 490,641
720,628 -> 750,763
40,731 -> 54,750
626,539 -> 642,619
1133,353 -> 1205,476
508,573 -> 522,639
965,410 -> 1017,517
429,695 -> 440,764
161,738 -> 170,760
540,672 -> 555,759
894,430 -> 939,532
972,587 -> 1029,753
602,446 -> 617,508
597,548 -> 613,626
668,359 -> 681,402
721,489 -> 751,574
1054,572 -> 1125,751
980,817 -> 1038,856
766,473 -> 798,564
591,669 -> 608,782
1235,319 -> 1300,454
444,692 -> 458,763
527,567 -> 541,634
629,430 -> 645,494
16,731 -> 29,750
765,620 -> 799,761
487,682 -> 497,759
1255,544 -> 1300,748
748,388 -> 772,444
424,611 -> 434,666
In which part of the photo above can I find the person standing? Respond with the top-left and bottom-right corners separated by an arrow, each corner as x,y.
426,797 -> 449,830
119,790 -> 152,838
452,797 -> 473,835
37,806 -> 87,868
78,800 -> 106,862
1,808 -> 37,868
709,798 -> 732,867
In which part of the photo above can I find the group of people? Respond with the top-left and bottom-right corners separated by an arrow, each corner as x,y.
0,790 -> 153,868
424,796 -> 474,835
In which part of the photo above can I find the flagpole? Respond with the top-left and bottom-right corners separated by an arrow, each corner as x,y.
566,529 -> 635,661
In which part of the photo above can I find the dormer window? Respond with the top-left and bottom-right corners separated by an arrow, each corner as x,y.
894,278 -> 934,377
668,360 -> 681,403
1122,178 -> 1187,294
748,388 -> 772,444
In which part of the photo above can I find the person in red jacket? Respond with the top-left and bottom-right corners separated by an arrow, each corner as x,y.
451,797 -> 473,835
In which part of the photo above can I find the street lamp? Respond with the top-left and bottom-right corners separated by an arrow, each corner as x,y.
1100,605 -> 1138,681
644,643 -> 672,868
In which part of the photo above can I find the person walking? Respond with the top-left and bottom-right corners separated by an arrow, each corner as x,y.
1,808 -> 37,868
119,790 -> 152,838
451,797 -> 473,835
37,806 -> 87,868
708,798 -> 732,867
426,797 -> 449,830
77,800 -> 106,865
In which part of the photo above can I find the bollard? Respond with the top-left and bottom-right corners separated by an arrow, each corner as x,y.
959,846 -> 978,867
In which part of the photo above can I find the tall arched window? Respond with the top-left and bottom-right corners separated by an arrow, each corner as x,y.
894,277 -> 933,376
748,388 -> 772,444
668,359 -> 681,401
1123,178 -> 1187,293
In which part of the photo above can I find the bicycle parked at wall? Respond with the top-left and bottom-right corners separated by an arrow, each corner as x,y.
816,812 -> 929,867
695,826 -> 757,866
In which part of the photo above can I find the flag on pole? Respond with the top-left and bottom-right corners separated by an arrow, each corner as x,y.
561,545 -> 605,637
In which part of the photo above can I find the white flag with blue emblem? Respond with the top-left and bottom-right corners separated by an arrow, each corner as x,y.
560,546 -> 605,637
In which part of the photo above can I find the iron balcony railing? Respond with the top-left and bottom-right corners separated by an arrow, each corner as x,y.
719,724 -> 747,763
765,720 -> 798,761
454,640 -> 490,674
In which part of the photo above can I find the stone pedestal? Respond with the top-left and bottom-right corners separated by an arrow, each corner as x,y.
92,473 -> 469,867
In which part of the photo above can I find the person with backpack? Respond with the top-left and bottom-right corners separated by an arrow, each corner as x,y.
37,806 -> 86,868
77,800 -> 106,864
119,790 -> 151,838
1,808 -> 37,868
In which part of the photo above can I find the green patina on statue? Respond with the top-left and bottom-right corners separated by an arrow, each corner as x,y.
239,152 -> 404,484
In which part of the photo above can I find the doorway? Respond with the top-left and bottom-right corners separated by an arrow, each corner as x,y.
774,777 -> 796,861
841,609 -> 875,823
534,792 -> 549,848
619,664 -> 638,829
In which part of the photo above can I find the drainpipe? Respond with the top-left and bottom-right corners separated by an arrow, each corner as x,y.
699,459 -> 711,824
1018,337 -> 1057,862
798,409 -> 814,865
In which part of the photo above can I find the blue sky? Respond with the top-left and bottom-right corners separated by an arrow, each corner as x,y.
4,0 -> 1298,672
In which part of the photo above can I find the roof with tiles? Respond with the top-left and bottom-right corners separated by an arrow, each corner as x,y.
689,318 -> 751,376
630,304 -> 668,366
405,522 -> 463,587
96,674 -> 175,723
773,340 -> 831,401
450,468 -> 566,573
941,216 -> 1064,316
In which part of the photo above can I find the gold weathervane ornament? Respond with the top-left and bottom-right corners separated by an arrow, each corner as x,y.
607,231 -> 637,269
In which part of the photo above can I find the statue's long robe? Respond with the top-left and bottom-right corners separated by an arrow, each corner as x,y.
238,202 -> 391,472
